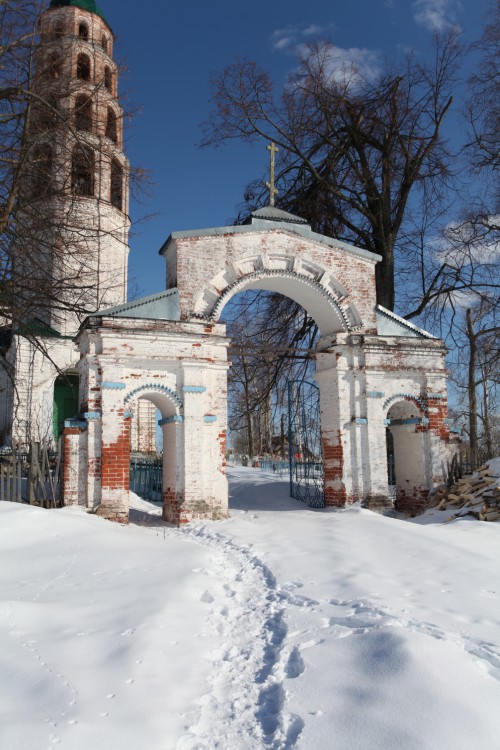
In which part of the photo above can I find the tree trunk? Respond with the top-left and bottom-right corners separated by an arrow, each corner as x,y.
466,309 -> 478,469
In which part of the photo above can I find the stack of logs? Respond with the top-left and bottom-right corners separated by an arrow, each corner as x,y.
429,462 -> 500,522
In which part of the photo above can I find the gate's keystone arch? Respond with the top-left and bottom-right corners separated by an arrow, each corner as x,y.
160,207 -> 381,335
64,206 -> 454,524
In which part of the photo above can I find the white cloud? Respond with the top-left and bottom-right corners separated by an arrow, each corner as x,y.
413,0 -> 461,32
433,216 -> 500,266
300,44 -> 383,84
271,23 -> 330,52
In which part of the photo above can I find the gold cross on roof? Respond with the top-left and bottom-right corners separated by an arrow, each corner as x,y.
266,142 -> 279,207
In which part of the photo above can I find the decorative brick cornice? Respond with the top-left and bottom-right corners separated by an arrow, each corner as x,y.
426,393 -> 445,400
198,269 -> 353,332
124,384 -> 183,410
383,393 -> 428,415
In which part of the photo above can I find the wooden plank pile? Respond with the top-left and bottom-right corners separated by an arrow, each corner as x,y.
428,459 -> 500,522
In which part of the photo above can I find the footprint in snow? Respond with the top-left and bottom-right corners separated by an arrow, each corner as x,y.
285,646 -> 305,679
200,590 -> 214,604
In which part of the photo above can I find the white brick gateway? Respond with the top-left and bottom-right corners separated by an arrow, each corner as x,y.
64,209 -> 456,524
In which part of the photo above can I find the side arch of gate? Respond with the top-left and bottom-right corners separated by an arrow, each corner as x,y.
288,379 -> 324,508
123,383 -> 185,522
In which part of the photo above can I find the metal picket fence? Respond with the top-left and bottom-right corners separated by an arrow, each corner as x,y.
0,439 -> 63,508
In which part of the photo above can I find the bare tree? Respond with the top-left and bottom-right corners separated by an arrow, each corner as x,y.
203,35 -> 461,311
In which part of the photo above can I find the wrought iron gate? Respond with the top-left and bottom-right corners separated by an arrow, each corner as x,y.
288,380 -> 324,508
130,457 -> 162,502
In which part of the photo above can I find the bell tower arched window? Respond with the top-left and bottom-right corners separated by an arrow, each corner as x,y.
47,51 -> 62,78
53,22 -> 64,39
110,159 -> 123,211
75,95 -> 93,132
31,144 -> 53,198
102,34 -> 108,53
72,146 -> 94,196
104,66 -> 112,92
78,22 -> 88,40
77,53 -> 91,81
35,94 -> 59,131
105,108 -> 117,142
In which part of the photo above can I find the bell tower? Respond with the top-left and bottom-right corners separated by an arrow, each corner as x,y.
30,0 -> 130,335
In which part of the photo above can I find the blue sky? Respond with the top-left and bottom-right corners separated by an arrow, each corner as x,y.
97,0 -> 487,299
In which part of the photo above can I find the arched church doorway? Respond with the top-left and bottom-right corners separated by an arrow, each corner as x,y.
53,373 -> 79,442
385,399 -> 429,513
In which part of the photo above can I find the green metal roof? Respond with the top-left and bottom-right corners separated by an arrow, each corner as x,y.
49,0 -> 107,22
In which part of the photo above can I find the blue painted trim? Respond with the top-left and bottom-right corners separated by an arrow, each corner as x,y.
427,393 -> 445,399
83,411 -> 101,420
101,381 -> 126,390
450,427 -> 461,434
123,411 -> 134,419
386,417 -> 428,426
383,418 -> 391,426
355,418 -> 368,425
64,419 -> 87,429
183,385 -> 206,393
204,415 -> 218,424
158,416 -> 184,426
367,391 -> 385,399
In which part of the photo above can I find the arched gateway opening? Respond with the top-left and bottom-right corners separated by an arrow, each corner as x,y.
66,207 -> 452,524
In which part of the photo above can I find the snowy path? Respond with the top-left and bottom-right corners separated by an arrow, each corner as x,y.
171,524 -> 303,749
1,467 -> 500,749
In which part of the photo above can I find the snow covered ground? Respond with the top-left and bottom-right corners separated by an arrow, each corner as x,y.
1,467 -> 499,750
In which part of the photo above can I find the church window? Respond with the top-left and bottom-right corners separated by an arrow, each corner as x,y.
78,22 -> 89,40
104,66 -> 112,92
53,22 -> 64,39
102,34 -> 108,53
105,108 -> 117,142
72,146 -> 94,196
31,144 -> 53,198
36,95 -> 59,130
74,95 -> 93,132
110,159 -> 123,211
77,53 -> 91,81
47,51 -> 62,78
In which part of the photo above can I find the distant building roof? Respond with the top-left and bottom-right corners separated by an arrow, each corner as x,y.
93,289 -> 180,321
49,0 -> 107,22
376,305 -> 436,339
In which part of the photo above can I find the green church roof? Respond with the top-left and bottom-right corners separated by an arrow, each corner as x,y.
49,0 -> 107,22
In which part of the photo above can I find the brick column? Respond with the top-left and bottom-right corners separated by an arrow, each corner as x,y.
427,393 -> 452,485
98,381 -> 130,523
363,389 -> 393,511
160,416 -> 184,524
62,419 -> 88,507
315,357 -> 347,507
